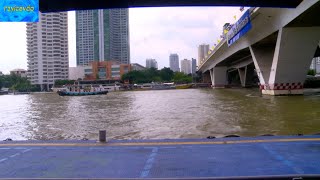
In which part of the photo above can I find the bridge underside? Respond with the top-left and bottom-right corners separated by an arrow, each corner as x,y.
205,28 -> 320,95
202,1 -> 320,95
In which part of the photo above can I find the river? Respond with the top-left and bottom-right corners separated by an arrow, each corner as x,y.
1,88 -> 320,140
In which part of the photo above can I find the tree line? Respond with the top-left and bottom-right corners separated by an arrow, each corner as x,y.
121,67 -> 200,84
0,74 -> 39,92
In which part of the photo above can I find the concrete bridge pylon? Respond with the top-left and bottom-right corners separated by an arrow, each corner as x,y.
250,27 -> 320,95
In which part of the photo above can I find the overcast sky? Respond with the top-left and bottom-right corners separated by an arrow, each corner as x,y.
0,7 -> 246,74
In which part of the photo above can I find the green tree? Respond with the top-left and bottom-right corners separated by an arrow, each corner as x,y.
0,74 -> 35,92
159,67 -> 174,82
173,72 -> 192,84
122,70 -> 148,84
308,69 -> 316,76
122,67 -> 178,84
144,68 -> 159,81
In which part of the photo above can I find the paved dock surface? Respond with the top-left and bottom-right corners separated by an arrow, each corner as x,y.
0,136 -> 320,179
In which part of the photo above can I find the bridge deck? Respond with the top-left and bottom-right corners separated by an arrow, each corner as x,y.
0,136 -> 320,179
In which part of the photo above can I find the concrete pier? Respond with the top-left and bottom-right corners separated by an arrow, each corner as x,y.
251,27 -> 320,95
0,136 -> 320,179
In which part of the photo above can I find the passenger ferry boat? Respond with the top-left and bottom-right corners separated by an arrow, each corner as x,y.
57,84 -> 108,96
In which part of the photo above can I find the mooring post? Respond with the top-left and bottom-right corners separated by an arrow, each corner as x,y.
99,130 -> 107,142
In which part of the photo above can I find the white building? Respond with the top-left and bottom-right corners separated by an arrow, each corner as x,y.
76,9 -> 130,65
69,67 -> 86,80
10,69 -> 27,78
181,59 -> 192,74
131,63 -> 145,71
27,12 -> 69,91
169,53 -> 180,72
146,59 -> 158,69
0,71 -> 3,76
198,44 -> 209,66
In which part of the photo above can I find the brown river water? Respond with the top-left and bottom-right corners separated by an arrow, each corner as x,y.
1,88 -> 320,140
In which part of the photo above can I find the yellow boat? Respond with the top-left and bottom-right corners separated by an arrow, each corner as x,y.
175,84 -> 193,89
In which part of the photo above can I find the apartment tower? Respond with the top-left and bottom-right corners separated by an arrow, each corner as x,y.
27,12 -> 69,91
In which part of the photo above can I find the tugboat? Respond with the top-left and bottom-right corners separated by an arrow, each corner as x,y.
57,84 -> 108,96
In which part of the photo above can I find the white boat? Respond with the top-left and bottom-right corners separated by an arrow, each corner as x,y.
100,84 -> 121,92
57,84 -> 108,96
51,87 -> 68,93
140,84 -> 153,89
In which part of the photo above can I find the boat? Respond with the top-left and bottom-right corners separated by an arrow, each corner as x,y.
0,91 -> 9,95
51,87 -> 68,93
0,88 -> 9,95
100,83 -> 121,92
175,84 -> 193,89
13,91 -> 31,95
140,83 -> 153,90
152,84 -> 176,90
57,84 -> 108,96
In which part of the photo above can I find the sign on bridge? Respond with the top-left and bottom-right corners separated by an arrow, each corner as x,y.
227,10 -> 252,47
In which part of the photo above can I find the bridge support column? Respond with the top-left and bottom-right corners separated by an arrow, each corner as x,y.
202,71 -> 211,83
250,27 -> 320,95
238,67 -> 247,87
209,67 -> 227,88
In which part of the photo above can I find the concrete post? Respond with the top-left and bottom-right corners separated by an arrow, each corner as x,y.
99,130 -> 106,142
250,27 -> 320,95
202,71 -> 211,83
238,66 -> 247,87
211,66 -> 227,88
209,69 -> 214,86
249,45 -> 275,87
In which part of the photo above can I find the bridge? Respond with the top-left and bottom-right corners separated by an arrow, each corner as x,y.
198,0 -> 320,95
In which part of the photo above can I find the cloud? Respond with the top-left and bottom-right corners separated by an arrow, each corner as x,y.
0,7 -> 245,73
130,7 -> 244,68
0,23 -> 27,74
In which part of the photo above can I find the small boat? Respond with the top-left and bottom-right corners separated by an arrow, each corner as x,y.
140,84 -> 153,90
51,87 -> 68,93
175,84 -> 193,89
152,84 -> 176,90
0,91 -> 9,95
13,91 -> 31,95
57,84 -> 108,96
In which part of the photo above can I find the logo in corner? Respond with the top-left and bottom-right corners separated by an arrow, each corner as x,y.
0,0 -> 39,22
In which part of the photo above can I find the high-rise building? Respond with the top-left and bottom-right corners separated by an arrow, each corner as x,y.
169,53 -> 180,72
181,59 -> 192,74
27,12 -> 69,91
76,9 -> 130,66
198,44 -> 209,66
191,58 -> 197,74
146,59 -> 158,69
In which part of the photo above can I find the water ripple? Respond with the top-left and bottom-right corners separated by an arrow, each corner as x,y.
0,89 -> 320,140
